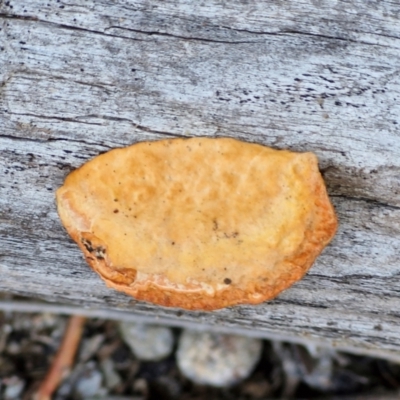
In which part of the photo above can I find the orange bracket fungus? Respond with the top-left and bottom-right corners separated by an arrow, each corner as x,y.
56,138 -> 337,310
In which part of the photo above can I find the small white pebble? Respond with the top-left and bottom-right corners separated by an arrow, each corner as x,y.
177,330 -> 262,387
100,358 -> 122,390
74,364 -> 103,398
4,376 -> 25,399
119,322 -> 174,361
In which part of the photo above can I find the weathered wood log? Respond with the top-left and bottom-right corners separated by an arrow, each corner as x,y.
1,0 -> 400,358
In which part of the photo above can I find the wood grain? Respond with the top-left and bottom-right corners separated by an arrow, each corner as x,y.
1,0 -> 400,356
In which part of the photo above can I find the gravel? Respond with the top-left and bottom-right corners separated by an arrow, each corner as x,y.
100,358 -> 122,390
3,375 -> 25,399
177,330 -> 263,387
1,305 -> 400,399
119,322 -> 174,361
74,362 -> 104,398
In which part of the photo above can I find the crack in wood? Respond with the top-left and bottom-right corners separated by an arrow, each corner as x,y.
0,13 -> 145,42
2,110 -> 190,139
4,111 -> 104,126
2,10 -> 399,49
330,194 -> 400,211
0,133 -> 112,148
104,25 -> 259,44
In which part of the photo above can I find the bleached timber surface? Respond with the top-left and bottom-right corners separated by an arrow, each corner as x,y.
1,0 -> 400,359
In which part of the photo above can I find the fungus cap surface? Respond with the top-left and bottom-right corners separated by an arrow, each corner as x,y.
56,138 -> 337,310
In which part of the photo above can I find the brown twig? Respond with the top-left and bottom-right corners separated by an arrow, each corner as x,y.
35,315 -> 86,400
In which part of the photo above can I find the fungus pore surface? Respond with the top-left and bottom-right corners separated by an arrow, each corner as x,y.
56,138 -> 337,310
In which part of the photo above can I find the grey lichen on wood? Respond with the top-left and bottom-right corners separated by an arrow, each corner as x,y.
1,0 -> 400,356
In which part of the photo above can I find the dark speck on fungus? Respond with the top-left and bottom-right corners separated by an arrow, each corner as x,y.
94,246 -> 106,260
224,278 -> 232,285
81,238 -> 94,253
81,238 -> 106,260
